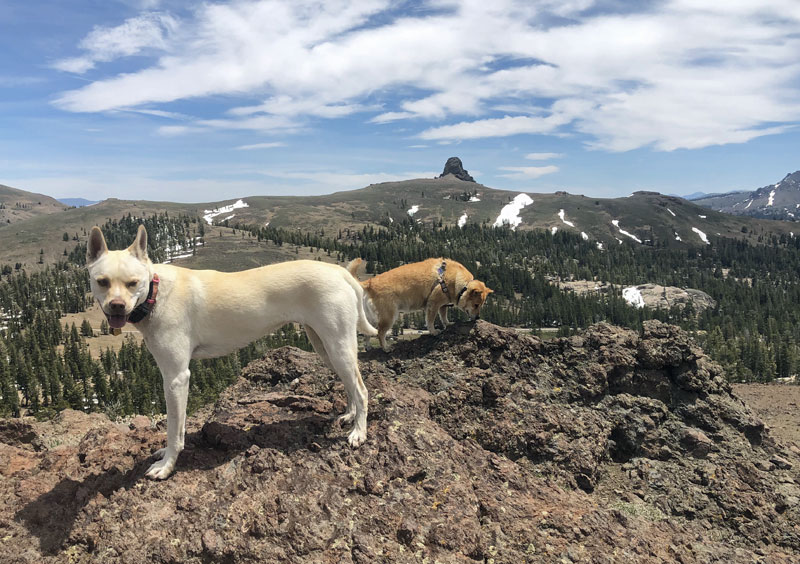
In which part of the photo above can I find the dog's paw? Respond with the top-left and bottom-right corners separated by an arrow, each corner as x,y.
347,428 -> 367,448
337,411 -> 356,426
145,454 -> 176,480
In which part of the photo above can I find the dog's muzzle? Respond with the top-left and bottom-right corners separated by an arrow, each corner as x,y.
105,299 -> 128,329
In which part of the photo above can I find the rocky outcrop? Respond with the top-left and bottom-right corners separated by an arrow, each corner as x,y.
438,156 -> 475,182
3,320 -> 799,563
558,280 -> 716,312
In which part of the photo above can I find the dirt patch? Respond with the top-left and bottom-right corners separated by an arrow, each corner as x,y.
734,383 -> 800,450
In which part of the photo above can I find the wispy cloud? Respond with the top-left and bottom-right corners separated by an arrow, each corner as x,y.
498,165 -> 559,179
525,152 -> 563,160
51,0 -> 800,152
234,142 -> 286,150
52,12 -> 177,74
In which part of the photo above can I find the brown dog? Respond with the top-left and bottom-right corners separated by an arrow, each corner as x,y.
348,257 -> 493,350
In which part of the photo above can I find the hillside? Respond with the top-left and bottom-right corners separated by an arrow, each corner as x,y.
0,184 -> 67,226
695,171 -> 800,221
3,320 -> 799,563
212,180 -> 796,249
1,166 -> 797,271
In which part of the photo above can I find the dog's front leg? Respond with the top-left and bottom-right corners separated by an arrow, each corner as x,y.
147,354 -> 191,480
425,300 -> 441,336
437,305 -> 450,329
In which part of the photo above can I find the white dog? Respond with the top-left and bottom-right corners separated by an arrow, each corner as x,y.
86,225 -> 376,479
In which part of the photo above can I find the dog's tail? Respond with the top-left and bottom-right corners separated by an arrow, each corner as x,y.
343,260 -> 377,336
346,258 -> 363,280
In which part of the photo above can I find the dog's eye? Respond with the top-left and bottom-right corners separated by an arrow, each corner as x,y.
126,280 -> 139,289
96,278 -> 109,288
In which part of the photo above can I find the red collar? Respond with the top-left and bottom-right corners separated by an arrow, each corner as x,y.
127,273 -> 159,323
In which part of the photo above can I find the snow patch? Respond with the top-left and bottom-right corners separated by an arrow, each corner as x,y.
622,286 -> 645,309
558,209 -> 575,227
611,219 -> 643,243
768,189 -> 776,206
407,205 -> 420,216
675,232 -> 682,241
581,232 -> 589,240
698,215 -> 706,219
203,199 -> 248,225
744,200 -> 753,209
469,196 -> 481,202
493,194 -> 534,230
596,242 -> 604,250
551,226 -> 558,235
458,213 -> 468,228
692,227 -> 710,245
667,208 -> 676,217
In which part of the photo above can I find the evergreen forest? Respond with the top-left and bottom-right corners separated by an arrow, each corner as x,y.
1,210 -> 798,420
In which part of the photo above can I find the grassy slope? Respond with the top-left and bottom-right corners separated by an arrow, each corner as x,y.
0,184 -> 69,226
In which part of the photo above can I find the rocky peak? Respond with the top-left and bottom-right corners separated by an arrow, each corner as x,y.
438,156 -> 475,182
3,320 -> 799,562
780,170 -> 800,186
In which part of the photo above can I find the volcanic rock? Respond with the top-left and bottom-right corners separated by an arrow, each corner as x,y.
438,156 -> 475,182
2,320 -> 799,563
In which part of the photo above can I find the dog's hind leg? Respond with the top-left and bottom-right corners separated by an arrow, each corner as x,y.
304,325 -> 335,372
306,324 -> 358,425
376,307 -> 397,351
146,349 -> 191,480
319,329 -> 368,447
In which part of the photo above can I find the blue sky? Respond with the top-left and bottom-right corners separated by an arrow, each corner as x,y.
1,0 -> 799,203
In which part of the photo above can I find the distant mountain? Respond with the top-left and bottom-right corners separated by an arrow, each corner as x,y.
1,161 -> 797,271
694,171 -> 800,221
58,198 -> 99,207
202,175 -> 794,249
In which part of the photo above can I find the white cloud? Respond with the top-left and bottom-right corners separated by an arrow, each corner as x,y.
370,111 -> 416,124
125,108 -> 191,120
234,142 -> 286,150
157,125 -> 204,136
420,114 -> 574,140
52,12 -> 177,74
525,152 -> 563,160
51,0 -> 800,152
498,165 -> 559,179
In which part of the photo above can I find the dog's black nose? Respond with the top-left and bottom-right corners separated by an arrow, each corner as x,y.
108,299 -> 126,314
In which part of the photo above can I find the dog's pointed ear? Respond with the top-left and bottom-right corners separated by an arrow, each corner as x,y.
128,224 -> 149,261
86,227 -> 108,264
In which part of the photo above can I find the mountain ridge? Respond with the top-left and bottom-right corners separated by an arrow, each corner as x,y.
0,166 -> 797,272
694,171 -> 800,221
